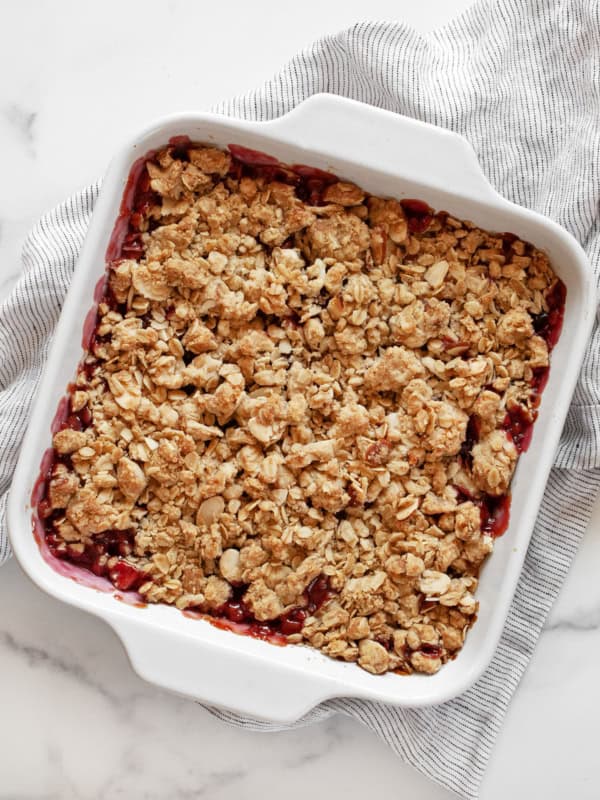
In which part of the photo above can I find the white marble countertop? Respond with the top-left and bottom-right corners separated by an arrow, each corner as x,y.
3,2 -> 600,797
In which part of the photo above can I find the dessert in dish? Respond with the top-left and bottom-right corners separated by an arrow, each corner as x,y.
36,140 -> 565,675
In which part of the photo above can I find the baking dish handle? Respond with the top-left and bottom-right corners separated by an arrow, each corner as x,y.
267,93 -> 500,206
110,616 -> 338,723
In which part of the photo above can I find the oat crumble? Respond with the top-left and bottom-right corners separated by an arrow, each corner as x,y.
37,141 -> 565,676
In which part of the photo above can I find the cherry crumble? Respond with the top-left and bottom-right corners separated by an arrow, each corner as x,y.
35,140 -> 564,675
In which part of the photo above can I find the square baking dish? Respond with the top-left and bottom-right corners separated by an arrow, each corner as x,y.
8,94 -> 595,722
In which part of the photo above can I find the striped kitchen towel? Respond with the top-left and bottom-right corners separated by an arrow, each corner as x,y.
1,0 -> 599,796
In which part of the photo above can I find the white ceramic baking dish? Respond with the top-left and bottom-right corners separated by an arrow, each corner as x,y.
8,94 -> 595,722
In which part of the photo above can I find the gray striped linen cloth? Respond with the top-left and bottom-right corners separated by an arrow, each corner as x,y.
2,0 -> 600,796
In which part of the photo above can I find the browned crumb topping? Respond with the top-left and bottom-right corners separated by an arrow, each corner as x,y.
44,143 -> 559,676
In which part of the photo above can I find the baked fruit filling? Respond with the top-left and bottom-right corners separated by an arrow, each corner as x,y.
36,141 -> 565,675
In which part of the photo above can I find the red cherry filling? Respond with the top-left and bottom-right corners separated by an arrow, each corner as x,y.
44,526 -> 141,589
480,494 -> 511,538
206,574 -> 334,643
531,367 -> 549,395
460,415 -> 482,467
279,608 -> 309,635
226,145 -> 340,205
533,279 -> 566,351
401,198 -> 434,233
502,405 -> 534,454
453,486 -> 511,538
305,574 -> 335,612
108,560 -> 147,592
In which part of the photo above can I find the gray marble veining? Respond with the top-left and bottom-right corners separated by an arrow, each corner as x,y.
3,103 -> 37,152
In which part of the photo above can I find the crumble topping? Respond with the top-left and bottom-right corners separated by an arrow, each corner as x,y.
38,142 -> 564,676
